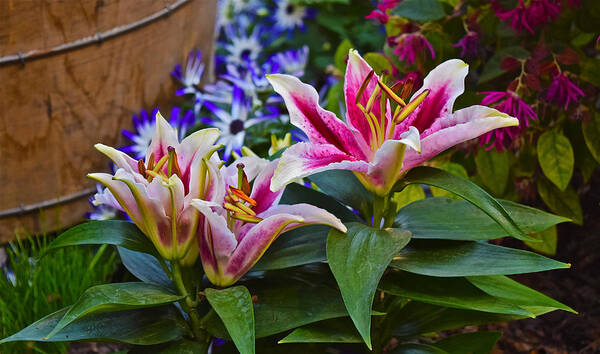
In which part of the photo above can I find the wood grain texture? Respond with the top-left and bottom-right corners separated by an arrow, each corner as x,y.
0,0 -> 217,241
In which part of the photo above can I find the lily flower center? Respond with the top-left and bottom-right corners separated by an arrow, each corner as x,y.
223,163 -> 262,228
137,146 -> 183,183
354,70 -> 430,150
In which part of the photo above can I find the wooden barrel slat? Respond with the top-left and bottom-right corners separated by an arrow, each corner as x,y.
0,0 -> 216,241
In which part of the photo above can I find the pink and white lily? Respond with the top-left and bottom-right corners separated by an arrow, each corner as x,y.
89,113 -> 221,265
191,157 -> 346,287
267,49 -> 519,196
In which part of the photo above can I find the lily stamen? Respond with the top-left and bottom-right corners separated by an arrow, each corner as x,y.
229,186 -> 257,207
167,147 -> 183,179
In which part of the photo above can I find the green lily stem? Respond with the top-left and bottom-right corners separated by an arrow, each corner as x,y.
373,195 -> 395,229
171,261 -> 209,344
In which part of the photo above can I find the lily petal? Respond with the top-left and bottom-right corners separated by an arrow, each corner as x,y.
364,128 -> 420,195
267,74 -> 366,159
177,128 -> 220,171
146,112 -> 180,163
257,203 -> 347,234
190,199 -> 238,261
271,142 -> 369,191
396,59 -> 469,137
250,159 -> 284,215
345,49 -> 383,154
94,144 -> 139,175
402,106 -> 519,171
222,213 -> 305,286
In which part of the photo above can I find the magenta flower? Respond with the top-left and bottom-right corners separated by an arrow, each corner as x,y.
391,32 -> 435,65
453,31 -> 480,58
266,50 -> 518,196
365,0 -> 401,24
191,157 -> 346,287
493,0 -> 560,34
478,91 -> 537,150
545,73 -> 584,110
89,113 -> 221,264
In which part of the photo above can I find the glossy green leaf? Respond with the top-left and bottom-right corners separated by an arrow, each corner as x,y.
393,184 -> 426,211
206,286 -> 254,354
118,247 -> 173,289
394,167 -> 530,241
434,332 -> 501,354
309,169 -> 373,216
364,52 -> 393,75
394,197 -> 568,241
479,46 -> 529,83
391,343 -> 449,354
325,81 -> 344,117
43,220 -> 157,257
430,162 -> 468,199
391,240 -> 570,276
278,318 -> 362,344
475,149 -> 510,195
335,39 -> 353,70
379,271 -> 531,316
524,226 -> 558,256
583,112 -> 600,163
45,282 -> 183,338
466,275 -> 575,315
327,223 -> 411,348
537,178 -> 583,225
280,182 -> 361,222
202,279 -> 348,339
1,306 -> 189,345
391,302 -> 523,338
537,131 -> 574,191
392,0 -> 447,22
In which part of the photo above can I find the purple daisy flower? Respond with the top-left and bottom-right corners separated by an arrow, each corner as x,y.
172,50 -> 204,96
120,107 -> 194,159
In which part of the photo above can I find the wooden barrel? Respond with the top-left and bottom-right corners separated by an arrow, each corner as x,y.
0,0 -> 217,242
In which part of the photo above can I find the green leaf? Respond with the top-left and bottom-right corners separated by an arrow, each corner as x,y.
394,167 -> 531,241
537,131 -> 574,191
379,271 -> 531,316
325,81 -> 344,117
117,247 -> 173,289
479,46 -> 529,84
253,225 -> 329,271
537,178 -> 583,225
434,332 -> 501,354
1,306 -> 189,345
364,52 -> 393,75
278,318 -> 362,344
335,39 -> 353,70
391,302 -> 523,338
583,112 -> 600,164
280,182 -> 361,222
475,149 -> 510,195
430,162 -> 468,199
571,32 -> 596,47
466,275 -> 575,315
524,226 -> 558,256
390,240 -> 570,276
395,197 -> 569,241
45,283 -> 183,339
309,169 -> 373,216
580,58 -> 600,87
44,220 -> 157,257
202,279 -> 348,339
391,343 -> 449,354
393,184 -> 426,211
392,0 -> 447,22
327,223 -> 411,348
206,286 -> 255,354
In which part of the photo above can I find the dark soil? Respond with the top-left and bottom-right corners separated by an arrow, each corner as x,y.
486,173 -> 600,354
